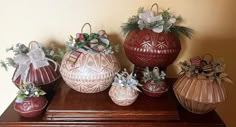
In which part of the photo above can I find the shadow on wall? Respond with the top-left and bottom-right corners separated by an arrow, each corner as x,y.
109,33 -> 133,72
166,35 -> 189,78
44,39 -> 66,51
189,37 -> 236,73
189,36 -> 236,127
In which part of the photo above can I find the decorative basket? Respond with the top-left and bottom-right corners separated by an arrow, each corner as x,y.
173,74 -> 227,114
124,29 -> 181,69
14,83 -> 48,118
122,3 -> 192,70
142,80 -> 168,97
12,41 -> 60,91
14,96 -> 48,118
141,67 -> 168,97
109,85 -> 139,106
173,55 -> 232,114
60,23 -> 120,93
60,51 -> 120,93
109,69 -> 141,106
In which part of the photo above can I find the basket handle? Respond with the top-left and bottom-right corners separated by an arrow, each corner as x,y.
28,41 -> 59,71
151,3 -> 159,14
153,67 -> 159,71
122,72 -> 129,77
81,23 -> 92,34
46,58 -> 60,71
202,53 -> 213,63
28,41 -> 41,49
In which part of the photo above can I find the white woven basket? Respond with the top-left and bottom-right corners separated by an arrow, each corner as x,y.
60,50 -> 120,93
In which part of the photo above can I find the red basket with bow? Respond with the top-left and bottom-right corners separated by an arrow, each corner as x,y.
12,41 -> 60,89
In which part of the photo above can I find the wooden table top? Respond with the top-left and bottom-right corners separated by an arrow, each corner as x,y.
0,78 -> 226,127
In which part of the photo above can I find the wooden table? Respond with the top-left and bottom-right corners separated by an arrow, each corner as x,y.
0,79 -> 226,127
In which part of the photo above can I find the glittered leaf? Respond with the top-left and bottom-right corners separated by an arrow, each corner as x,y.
6,57 -> 17,68
38,90 -> 46,96
219,73 -> 227,78
58,48 -> 65,58
0,61 -> 8,71
223,77 -> 234,84
130,85 -> 142,92
69,35 -> 74,42
6,46 -> 13,52
49,50 -> 54,56
137,7 -> 144,14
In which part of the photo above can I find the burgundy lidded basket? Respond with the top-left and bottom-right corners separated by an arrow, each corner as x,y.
14,96 -> 48,118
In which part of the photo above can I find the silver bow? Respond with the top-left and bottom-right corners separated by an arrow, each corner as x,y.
138,11 -> 177,33
112,69 -> 142,92
13,46 -> 51,82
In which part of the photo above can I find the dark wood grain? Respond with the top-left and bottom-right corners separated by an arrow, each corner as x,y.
0,79 -> 226,127
44,79 -> 179,121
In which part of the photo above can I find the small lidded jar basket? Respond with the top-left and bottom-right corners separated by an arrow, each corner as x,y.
109,69 -> 141,106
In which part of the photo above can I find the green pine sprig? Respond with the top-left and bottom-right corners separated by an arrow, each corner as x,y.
170,26 -> 193,39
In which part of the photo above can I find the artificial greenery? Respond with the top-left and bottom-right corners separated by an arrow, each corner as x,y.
142,67 -> 166,86
121,7 -> 193,38
15,83 -> 46,103
0,43 -> 65,71
42,44 -> 66,62
180,55 -> 233,85
66,32 -> 119,54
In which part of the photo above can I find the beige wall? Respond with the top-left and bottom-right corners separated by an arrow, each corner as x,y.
0,0 -> 235,126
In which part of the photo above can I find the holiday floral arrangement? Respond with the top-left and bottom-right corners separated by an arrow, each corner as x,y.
142,67 -> 166,85
15,83 -> 46,103
112,69 -> 142,92
121,3 -> 193,38
142,67 -> 168,97
14,82 -> 48,118
65,23 -> 118,55
0,41 -> 62,88
0,43 -> 64,71
109,69 -> 142,106
179,55 -> 233,85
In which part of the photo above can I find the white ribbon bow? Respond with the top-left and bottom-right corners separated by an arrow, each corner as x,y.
13,43 -> 57,82
138,11 -> 177,33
